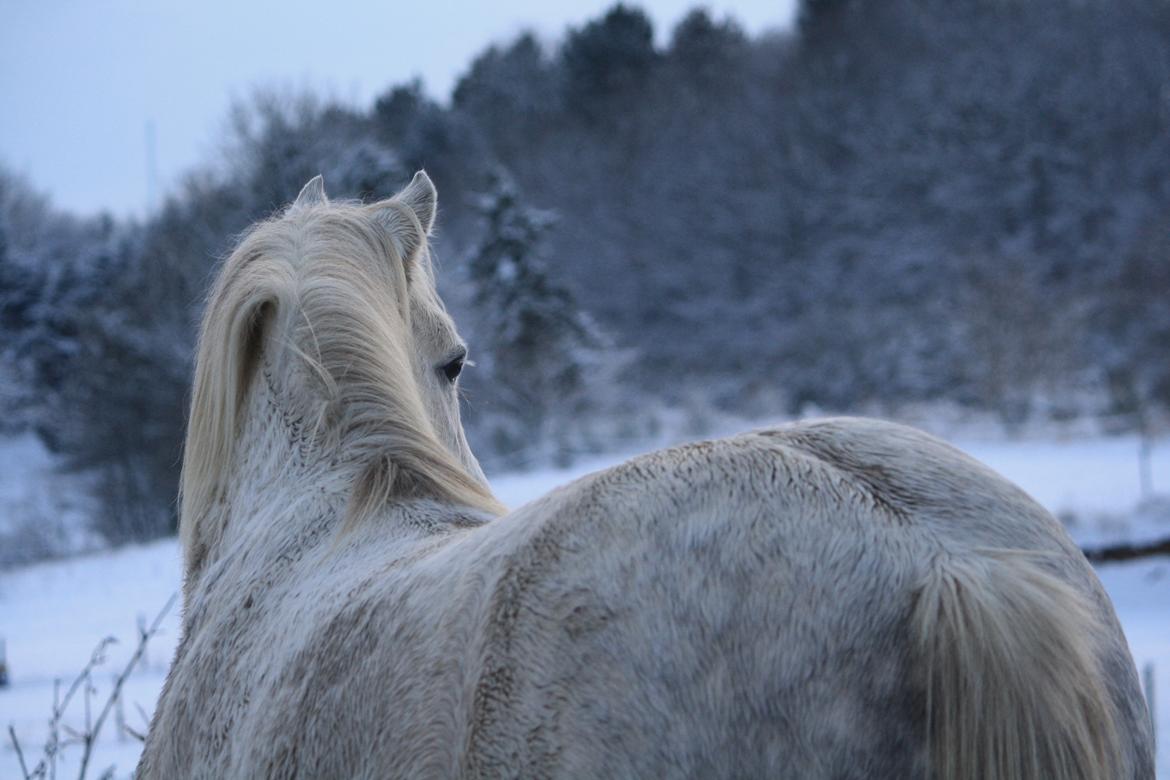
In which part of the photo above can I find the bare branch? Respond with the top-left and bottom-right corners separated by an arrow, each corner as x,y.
52,638 -> 116,733
50,678 -> 58,780
8,724 -> 34,780
121,724 -> 147,743
134,702 -> 151,733
11,593 -> 178,780
76,593 -> 177,780
84,671 -> 92,738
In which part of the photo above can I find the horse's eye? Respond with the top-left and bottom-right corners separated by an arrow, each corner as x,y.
441,356 -> 464,383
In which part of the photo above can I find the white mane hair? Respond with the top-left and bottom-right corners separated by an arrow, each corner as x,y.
179,173 -> 504,579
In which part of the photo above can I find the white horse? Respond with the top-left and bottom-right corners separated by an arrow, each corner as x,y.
139,173 -> 1153,779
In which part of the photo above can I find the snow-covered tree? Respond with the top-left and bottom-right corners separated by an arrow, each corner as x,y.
561,4 -> 657,121
466,174 -> 620,465
1098,209 -> 1170,428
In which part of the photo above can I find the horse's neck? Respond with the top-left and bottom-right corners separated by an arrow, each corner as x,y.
199,363 -> 491,602
214,367 -> 350,562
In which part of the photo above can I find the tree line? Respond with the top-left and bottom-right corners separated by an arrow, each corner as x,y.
1,0 -> 1168,547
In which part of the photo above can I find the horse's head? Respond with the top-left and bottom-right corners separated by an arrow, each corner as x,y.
179,172 -> 503,588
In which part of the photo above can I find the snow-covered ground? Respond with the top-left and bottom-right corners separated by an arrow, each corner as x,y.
1,431 -> 1167,778
0,434 -> 99,568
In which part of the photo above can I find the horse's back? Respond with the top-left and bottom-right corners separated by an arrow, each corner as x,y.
458,418 -> 1151,778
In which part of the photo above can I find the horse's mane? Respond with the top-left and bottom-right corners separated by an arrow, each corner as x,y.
179,190 -> 503,578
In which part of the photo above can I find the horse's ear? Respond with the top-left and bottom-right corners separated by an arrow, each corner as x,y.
394,170 -> 436,235
368,202 -> 425,267
367,171 -> 436,268
293,175 -> 328,209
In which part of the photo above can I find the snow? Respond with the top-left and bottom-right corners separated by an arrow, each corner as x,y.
960,435 -> 1168,516
0,434 -> 99,567
1,432 -> 1167,777
0,540 -> 180,778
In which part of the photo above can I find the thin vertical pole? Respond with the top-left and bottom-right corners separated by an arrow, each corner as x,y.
1139,432 -> 1153,502
145,120 -> 159,214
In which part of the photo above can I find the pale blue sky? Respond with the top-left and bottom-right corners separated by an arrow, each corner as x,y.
0,0 -> 796,218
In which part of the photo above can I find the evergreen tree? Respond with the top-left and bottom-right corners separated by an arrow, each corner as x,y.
797,0 -> 859,41
452,34 -> 559,163
1099,210 -> 1170,426
668,8 -> 747,79
561,4 -> 657,118
466,174 -> 615,465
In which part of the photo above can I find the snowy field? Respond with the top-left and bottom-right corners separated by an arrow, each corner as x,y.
1,430 -> 1168,778
0,433 -> 98,568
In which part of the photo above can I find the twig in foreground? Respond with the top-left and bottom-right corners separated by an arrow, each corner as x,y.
6,592 -> 178,780
8,724 -> 32,779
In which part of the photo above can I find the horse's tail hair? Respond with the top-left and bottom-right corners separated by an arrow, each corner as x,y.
914,549 -> 1123,780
